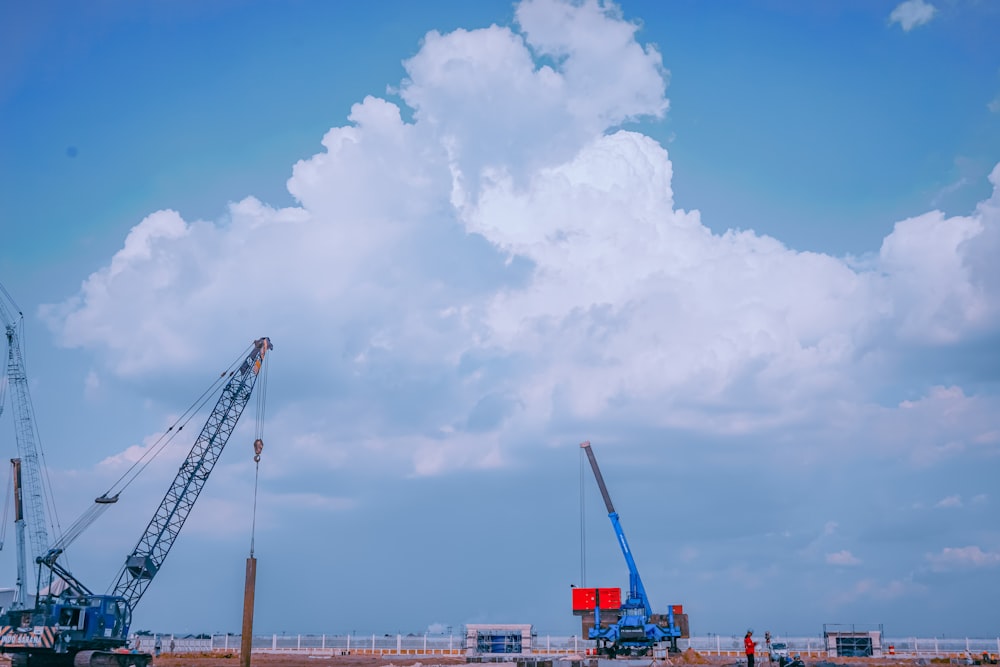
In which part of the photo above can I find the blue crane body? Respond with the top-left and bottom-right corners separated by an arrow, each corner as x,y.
0,337 -> 272,667
581,440 -> 682,657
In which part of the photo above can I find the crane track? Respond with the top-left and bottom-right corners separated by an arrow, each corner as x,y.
74,649 -> 152,667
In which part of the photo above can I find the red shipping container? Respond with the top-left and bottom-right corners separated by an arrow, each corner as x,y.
598,588 -> 622,610
671,604 -> 684,615
572,587 -> 622,611
572,588 -> 598,611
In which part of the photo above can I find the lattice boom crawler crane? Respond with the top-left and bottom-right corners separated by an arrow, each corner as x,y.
0,337 -> 272,667
573,440 -> 688,658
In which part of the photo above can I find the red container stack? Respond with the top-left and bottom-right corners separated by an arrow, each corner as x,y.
572,587 -> 623,613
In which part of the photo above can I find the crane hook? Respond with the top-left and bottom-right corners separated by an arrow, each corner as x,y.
253,438 -> 263,463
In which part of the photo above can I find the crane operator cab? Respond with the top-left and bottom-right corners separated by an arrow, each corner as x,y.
52,595 -> 130,647
0,594 -> 130,653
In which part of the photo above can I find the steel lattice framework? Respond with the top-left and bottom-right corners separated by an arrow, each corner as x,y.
111,337 -> 271,609
2,304 -> 50,567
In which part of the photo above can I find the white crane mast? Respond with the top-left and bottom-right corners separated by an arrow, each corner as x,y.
1,284 -> 51,570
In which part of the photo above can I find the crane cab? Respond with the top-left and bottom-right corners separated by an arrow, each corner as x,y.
0,594 -> 130,656
51,595 -> 130,648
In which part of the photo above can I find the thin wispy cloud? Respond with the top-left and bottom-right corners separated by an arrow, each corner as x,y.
831,578 -> 917,606
826,550 -> 861,566
934,495 -> 962,508
927,546 -> 1000,571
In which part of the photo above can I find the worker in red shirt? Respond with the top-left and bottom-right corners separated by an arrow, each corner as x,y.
745,630 -> 757,667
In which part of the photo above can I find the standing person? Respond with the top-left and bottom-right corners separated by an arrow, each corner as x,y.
154,635 -> 162,657
169,638 -> 176,654
745,630 -> 757,667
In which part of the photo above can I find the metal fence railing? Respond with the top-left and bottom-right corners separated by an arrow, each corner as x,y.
135,633 -> 1000,658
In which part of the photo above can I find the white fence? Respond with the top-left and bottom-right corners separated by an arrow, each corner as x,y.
681,636 -> 1000,658
142,633 -> 1000,658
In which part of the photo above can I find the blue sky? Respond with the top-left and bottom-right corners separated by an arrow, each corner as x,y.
1,0 -> 999,640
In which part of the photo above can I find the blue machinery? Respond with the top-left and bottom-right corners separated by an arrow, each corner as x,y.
579,440 -> 683,657
0,338 -> 272,667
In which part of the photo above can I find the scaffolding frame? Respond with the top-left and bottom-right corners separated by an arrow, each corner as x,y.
823,623 -> 884,658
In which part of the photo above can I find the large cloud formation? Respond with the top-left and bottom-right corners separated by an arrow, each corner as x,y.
41,0 -> 1000,475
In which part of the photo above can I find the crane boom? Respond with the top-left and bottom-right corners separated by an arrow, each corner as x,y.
1,288 -> 50,569
112,336 -> 272,609
580,440 -> 651,617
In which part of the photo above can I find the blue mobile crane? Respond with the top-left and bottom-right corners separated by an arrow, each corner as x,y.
0,337 -> 272,667
580,440 -> 683,657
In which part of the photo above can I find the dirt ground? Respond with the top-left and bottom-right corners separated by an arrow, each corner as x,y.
151,655 -> 468,667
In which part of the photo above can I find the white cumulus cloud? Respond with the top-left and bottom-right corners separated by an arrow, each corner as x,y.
889,0 -> 937,31
37,0 -> 1000,476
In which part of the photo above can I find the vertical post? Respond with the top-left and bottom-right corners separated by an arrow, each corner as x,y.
240,556 -> 257,667
10,460 -> 27,610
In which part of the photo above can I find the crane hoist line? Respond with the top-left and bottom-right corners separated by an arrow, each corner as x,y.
0,336 -> 273,667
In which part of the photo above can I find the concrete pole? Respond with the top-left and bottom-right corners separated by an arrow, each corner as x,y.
241,556 -> 257,667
